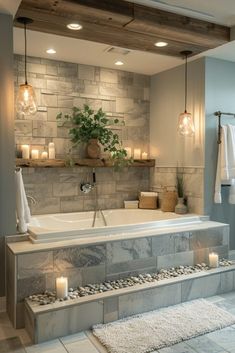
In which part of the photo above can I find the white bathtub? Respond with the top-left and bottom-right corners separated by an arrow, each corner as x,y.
28,209 -> 204,243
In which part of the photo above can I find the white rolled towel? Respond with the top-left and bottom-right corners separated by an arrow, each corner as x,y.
15,168 -> 31,233
229,179 -> 235,204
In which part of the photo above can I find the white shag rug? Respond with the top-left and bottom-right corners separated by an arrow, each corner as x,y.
93,299 -> 235,353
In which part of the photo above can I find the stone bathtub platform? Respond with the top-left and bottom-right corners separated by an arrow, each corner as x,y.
6,218 -> 231,342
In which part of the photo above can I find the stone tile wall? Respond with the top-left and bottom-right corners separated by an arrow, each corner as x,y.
150,166 -> 204,214
14,55 -> 150,214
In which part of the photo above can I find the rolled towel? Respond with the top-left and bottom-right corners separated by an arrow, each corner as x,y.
15,168 -> 31,233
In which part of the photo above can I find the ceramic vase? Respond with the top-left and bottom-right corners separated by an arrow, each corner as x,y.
86,139 -> 101,159
175,197 -> 187,214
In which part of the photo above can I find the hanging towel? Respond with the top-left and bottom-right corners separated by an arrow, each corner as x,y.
214,125 -> 229,203
229,179 -> 235,204
227,124 -> 235,178
15,168 -> 31,233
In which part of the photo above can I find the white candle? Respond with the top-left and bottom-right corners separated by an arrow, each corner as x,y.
209,252 -> 219,268
22,145 -> 30,159
141,152 -> 148,160
41,151 -> 48,159
56,277 -> 68,299
133,148 -> 141,159
125,147 -> 132,158
48,142 -> 55,159
31,149 -> 39,159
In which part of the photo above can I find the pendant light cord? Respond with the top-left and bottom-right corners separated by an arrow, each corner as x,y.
24,22 -> 28,85
184,53 -> 188,113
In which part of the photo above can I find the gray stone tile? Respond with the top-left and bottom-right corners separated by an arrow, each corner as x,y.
52,183 -> 78,197
104,297 -> 118,323
158,342 -> 197,353
18,251 -> 53,279
220,271 -> 234,293
54,245 -> 106,271
157,251 -> 194,270
206,327 -> 235,352
64,338 -> 99,353
189,228 -> 225,250
17,275 -> 46,302
106,257 -> 156,276
37,302 -> 103,342
181,274 -> 221,302
81,265 -> 106,286
119,283 -> 181,318
152,234 -> 174,256
174,232 -> 191,253
25,339 -> 67,353
106,238 -> 152,264
187,335 -> 226,353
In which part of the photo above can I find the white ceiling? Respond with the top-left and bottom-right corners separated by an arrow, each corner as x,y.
12,0 -> 235,75
13,28 -> 182,75
0,0 -> 21,16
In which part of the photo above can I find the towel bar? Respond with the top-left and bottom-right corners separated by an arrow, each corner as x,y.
214,111 -> 235,144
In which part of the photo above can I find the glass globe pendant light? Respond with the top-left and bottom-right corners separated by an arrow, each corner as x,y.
178,50 -> 195,136
16,17 -> 37,116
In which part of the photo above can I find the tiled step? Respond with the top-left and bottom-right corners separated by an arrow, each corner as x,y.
25,265 -> 235,343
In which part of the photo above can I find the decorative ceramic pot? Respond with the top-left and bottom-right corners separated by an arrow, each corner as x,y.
86,139 -> 101,159
175,197 -> 187,214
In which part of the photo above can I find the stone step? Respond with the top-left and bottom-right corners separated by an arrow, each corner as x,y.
25,265 -> 235,343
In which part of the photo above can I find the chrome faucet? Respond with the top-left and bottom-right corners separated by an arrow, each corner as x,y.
80,168 -> 96,194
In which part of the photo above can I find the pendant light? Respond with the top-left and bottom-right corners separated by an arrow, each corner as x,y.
16,17 -> 37,116
178,50 -> 195,136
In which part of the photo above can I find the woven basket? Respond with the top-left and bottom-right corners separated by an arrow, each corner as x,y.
161,191 -> 177,212
139,195 -> 157,209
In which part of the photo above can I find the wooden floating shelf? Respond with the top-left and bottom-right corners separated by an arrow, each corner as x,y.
15,158 -> 155,168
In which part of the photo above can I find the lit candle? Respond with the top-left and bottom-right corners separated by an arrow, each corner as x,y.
48,142 -> 55,159
56,277 -> 68,299
31,149 -> 39,159
125,147 -> 132,158
209,252 -> 219,268
133,148 -> 141,159
141,152 -> 148,160
22,145 -> 30,159
41,151 -> 48,159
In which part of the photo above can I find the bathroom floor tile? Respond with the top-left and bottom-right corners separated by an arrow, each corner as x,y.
64,338 -> 100,353
0,336 -> 25,353
24,339 -> 67,353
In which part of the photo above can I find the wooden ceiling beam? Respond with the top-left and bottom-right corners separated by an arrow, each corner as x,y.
15,0 -> 230,57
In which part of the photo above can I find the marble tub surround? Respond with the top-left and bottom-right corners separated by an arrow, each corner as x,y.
25,265 -> 235,343
6,221 -> 229,329
150,166 -> 204,214
27,260 -> 233,305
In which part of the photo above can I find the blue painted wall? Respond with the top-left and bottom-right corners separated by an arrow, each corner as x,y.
205,57 -> 235,249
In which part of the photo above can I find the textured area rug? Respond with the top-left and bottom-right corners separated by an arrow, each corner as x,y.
93,299 -> 235,353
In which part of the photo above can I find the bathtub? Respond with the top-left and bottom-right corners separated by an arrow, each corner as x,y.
28,209 -> 204,243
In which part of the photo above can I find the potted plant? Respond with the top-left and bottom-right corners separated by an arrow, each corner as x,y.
57,104 -> 131,168
175,171 -> 187,214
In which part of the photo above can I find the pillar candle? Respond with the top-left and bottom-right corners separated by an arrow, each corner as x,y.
56,277 -> 68,298
31,149 -> 39,159
22,145 -> 30,159
209,252 -> 219,268
141,152 -> 148,160
125,147 -> 132,158
133,148 -> 141,159
41,151 -> 48,159
48,142 -> 55,159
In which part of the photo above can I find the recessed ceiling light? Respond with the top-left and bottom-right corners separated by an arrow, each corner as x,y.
46,48 -> 56,54
67,23 -> 83,30
115,60 -> 124,66
155,41 -> 168,47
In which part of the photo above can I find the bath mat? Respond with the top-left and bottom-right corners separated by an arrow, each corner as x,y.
0,336 -> 25,353
93,299 -> 235,353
